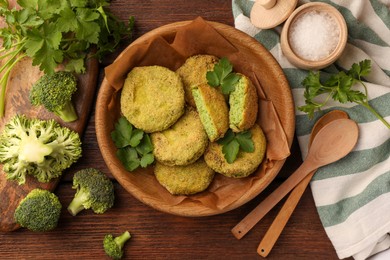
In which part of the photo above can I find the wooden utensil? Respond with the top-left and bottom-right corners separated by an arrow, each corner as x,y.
257,110 -> 348,257
231,118 -> 359,239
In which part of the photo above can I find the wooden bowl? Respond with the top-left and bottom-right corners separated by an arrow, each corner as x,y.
280,2 -> 347,70
95,20 -> 295,217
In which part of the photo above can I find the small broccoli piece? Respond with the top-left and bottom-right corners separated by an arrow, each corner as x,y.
67,168 -> 115,216
103,231 -> 131,260
14,188 -> 62,232
0,114 -> 82,185
30,71 -> 78,122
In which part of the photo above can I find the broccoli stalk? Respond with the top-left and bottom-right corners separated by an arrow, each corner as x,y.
103,231 -> 131,260
67,168 -> 115,216
0,114 -> 82,185
30,71 -> 78,123
67,189 -> 90,216
54,99 -> 78,123
14,188 -> 62,232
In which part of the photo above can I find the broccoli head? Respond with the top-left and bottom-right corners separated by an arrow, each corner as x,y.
0,114 -> 82,185
14,188 -> 62,232
67,168 -> 115,216
103,231 -> 131,260
30,71 -> 78,122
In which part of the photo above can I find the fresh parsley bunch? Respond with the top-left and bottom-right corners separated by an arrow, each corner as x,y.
0,0 -> 134,117
206,57 -> 241,94
299,59 -> 390,129
217,129 -> 254,163
111,117 -> 154,171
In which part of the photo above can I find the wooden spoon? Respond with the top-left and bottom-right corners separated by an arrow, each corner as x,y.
257,110 -> 348,257
231,118 -> 359,239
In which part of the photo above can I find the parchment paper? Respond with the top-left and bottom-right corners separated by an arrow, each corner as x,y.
104,17 -> 291,210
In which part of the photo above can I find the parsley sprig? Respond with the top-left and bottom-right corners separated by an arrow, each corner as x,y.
206,57 -> 241,94
111,117 -> 154,171
0,0 -> 134,117
298,59 -> 390,129
217,129 -> 254,164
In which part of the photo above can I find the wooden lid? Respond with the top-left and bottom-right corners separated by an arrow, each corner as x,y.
250,0 -> 298,29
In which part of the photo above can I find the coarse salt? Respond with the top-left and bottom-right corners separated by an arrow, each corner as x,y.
288,10 -> 340,61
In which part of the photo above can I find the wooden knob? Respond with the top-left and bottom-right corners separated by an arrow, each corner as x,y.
257,0 -> 277,9
251,0 -> 298,29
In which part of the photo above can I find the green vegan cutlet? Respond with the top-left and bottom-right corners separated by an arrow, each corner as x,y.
229,73 -> 258,132
176,54 -> 219,107
120,65 -> 185,133
154,158 -> 215,195
204,124 -> 266,178
151,107 -> 209,166
192,83 -> 229,142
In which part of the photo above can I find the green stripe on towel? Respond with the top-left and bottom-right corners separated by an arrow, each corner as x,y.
317,170 -> 390,227
313,139 -> 390,181
370,0 -> 390,31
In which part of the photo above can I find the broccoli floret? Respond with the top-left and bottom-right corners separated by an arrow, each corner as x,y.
103,231 -> 131,260
0,114 -> 82,185
30,71 -> 78,122
14,188 -> 62,232
67,168 -> 115,216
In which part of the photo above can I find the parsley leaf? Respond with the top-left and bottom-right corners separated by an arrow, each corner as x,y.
56,6 -> 78,32
206,57 -> 241,95
117,147 -> 140,172
111,117 -> 133,148
0,0 -> 135,118
111,117 -> 154,171
129,129 -> 144,147
235,131 -> 255,153
136,135 -> 153,155
222,139 -> 240,164
140,153 -> 154,168
298,59 -> 390,129
217,129 -> 255,163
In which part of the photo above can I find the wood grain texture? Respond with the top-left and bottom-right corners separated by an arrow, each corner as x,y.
279,2 -> 348,70
96,20 -> 295,217
0,56 -> 98,232
0,1 -> 352,259
232,119 -> 359,239
258,110 -> 349,257
250,0 -> 298,29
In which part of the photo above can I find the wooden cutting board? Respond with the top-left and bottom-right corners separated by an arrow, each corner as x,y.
0,56 -> 99,232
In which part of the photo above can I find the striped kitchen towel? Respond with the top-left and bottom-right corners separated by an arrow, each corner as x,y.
232,0 -> 390,259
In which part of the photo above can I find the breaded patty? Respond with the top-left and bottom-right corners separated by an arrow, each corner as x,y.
120,66 -> 185,133
204,124 -> 266,178
151,107 -> 208,166
154,158 -> 215,195
176,55 -> 219,107
192,84 -> 229,142
229,74 -> 258,132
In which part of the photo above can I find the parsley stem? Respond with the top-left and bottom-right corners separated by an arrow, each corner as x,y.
0,54 -> 27,117
0,40 -> 26,54
0,49 -> 19,61
359,102 -> 390,129
0,44 -> 25,75
360,81 -> 369,98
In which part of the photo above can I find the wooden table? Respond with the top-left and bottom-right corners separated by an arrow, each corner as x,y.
0,1 -> 346,259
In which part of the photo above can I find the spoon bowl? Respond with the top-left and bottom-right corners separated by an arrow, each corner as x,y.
306,118 -> 359,168
257,110 -> 348,257
232,118 -> 359,239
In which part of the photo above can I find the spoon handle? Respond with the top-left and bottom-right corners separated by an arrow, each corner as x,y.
257,170 -> 315,257
231,161 -> 315,239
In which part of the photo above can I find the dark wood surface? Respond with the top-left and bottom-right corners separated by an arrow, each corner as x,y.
0,1 -> 345,259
